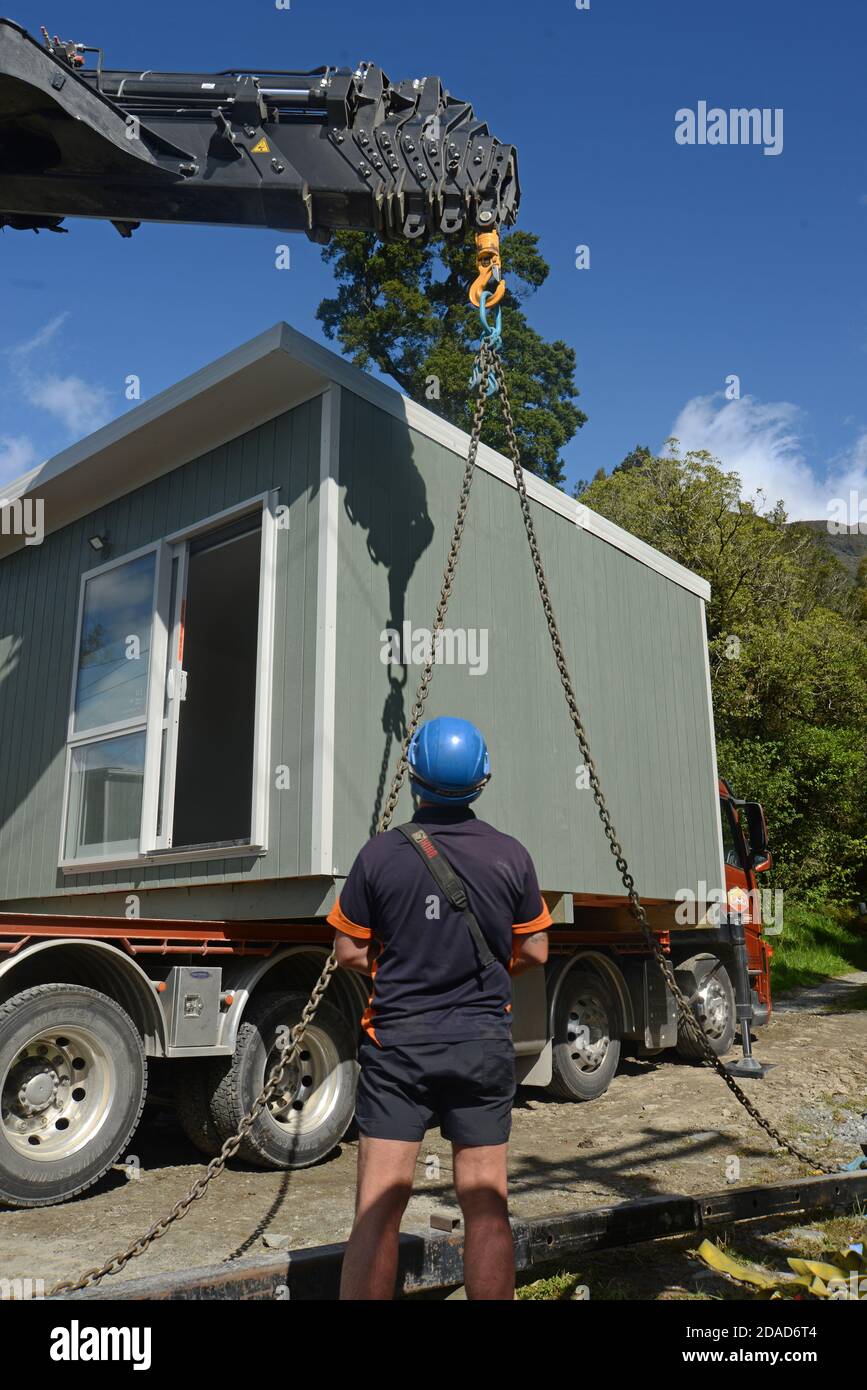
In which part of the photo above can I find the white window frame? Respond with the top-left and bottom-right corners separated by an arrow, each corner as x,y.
60,492 -> 278,873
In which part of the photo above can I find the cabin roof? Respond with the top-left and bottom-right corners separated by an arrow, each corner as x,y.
0,321 -> 710,599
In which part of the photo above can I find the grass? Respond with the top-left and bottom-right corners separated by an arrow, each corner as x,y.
769,902 -> 867,993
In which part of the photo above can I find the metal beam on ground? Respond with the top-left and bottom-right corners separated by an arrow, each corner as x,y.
48,1170 -> 867,1301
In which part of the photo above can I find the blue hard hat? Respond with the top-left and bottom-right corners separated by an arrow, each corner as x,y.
407,717 -> 491,806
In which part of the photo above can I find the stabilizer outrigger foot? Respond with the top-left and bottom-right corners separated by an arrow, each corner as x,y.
725,1054 -> 768,1080
724,910 -> 769,1078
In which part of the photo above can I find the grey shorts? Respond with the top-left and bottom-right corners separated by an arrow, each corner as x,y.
355,1036 -> 515,1146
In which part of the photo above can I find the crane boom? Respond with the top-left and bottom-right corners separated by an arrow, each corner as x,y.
0,18 -> 520,242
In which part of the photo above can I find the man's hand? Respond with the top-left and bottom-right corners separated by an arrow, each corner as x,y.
509,930 -> 549,977
334,930 -> 376,976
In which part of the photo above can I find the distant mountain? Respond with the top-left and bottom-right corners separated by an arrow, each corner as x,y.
792,521 -> 867,582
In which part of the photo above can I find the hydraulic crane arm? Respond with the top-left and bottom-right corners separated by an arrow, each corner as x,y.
0,18 -> 519,243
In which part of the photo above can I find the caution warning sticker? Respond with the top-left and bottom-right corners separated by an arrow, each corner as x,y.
251,137 -> 270,154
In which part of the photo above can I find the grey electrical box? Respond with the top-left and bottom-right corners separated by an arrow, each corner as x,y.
162,966 -> 222,1050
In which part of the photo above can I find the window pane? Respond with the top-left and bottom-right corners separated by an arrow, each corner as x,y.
73,552 -> 156,733
721,801 -> 742,870
64,733 -> 145,861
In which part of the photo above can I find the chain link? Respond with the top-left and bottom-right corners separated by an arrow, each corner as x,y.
48,336 -> 831,1296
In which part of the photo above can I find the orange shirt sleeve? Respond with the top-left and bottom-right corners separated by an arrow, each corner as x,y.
512,900 -> 553,935
327,896 -> 372,941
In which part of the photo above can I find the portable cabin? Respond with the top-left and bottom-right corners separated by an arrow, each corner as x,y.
0,322 -> 723,922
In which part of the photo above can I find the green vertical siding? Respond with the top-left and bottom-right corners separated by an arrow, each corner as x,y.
0,396 -> 322,904
332,390 -> 722,901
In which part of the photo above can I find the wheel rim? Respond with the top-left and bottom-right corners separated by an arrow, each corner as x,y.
1,1026 -> 115,1161
694,973 -> 730,1041
563,986 -> 611,1075
264,1026 -> 343,1137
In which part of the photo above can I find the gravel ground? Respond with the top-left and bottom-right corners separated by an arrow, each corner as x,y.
1,974 -> 865,1291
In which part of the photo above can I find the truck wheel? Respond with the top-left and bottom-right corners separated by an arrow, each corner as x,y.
548,969 -> 621,1102
0,984 -> 146,1208
172,1060 -> 226,1158
208,991 -> 358,1169
675,957 -> 736,1060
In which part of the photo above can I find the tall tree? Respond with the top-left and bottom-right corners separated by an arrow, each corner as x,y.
317,229 -> 585,486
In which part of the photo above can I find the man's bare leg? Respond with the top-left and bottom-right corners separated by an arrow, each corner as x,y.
453,1142 -> 514,1300
339,1136 -> 421,1300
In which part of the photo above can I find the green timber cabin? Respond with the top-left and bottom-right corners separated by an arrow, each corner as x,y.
0,322 -> 724,924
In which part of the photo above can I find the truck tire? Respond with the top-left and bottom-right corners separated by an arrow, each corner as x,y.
675,956 -> 736,1060
548,968 -> 621,1102
208,991 -> 358,1169
172,1060 -> 226,1158
0,983 -> 147,1208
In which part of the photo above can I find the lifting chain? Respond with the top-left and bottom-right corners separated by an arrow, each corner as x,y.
49,330 -> 833,1299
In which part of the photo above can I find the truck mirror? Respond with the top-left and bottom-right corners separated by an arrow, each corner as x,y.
743,802 -> 771,872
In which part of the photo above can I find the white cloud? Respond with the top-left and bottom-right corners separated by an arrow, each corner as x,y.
668,392 -> 867,522
23,373 -> 111,436
10,312 -> 70,359
0,434 -> 38,489
4,314 -> 111,441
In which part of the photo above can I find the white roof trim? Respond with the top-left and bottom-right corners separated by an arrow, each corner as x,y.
0,320 -> 711,600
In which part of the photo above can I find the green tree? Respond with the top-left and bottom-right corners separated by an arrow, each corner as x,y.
855,554 -> 867,624
316,229 -> 585,486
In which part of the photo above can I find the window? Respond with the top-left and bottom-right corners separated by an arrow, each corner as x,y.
61,496 -> 276,870
63,549 -> 156,864
65,733 -> 147,861
720,799 -> 745,871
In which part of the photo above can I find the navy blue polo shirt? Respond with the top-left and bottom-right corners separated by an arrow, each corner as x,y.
327,806 -> 552,1045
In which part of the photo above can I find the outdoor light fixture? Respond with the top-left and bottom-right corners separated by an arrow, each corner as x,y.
88,534 -> 108,552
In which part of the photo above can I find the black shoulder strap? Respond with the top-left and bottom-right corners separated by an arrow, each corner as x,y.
397,823 -> 496,970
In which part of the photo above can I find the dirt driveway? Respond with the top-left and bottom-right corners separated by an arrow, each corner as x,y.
1,978 -> 865,1291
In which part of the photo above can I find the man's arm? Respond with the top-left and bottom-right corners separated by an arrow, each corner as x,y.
326,851 -> 377,975
333,929 -> 377,977
510,849 -> 553,975
509,930 -> 549,977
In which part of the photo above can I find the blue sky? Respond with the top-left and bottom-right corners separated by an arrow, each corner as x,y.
1,0 -> 865,520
